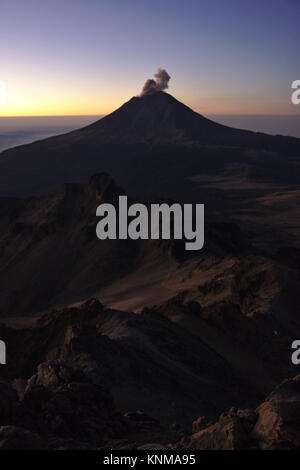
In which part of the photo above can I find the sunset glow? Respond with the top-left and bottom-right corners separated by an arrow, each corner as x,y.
1,0 -> 300,117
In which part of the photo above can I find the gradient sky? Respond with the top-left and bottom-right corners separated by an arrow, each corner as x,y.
1,0 -> 300,116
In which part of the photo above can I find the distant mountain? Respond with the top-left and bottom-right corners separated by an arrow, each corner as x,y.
0,91 -> 300,197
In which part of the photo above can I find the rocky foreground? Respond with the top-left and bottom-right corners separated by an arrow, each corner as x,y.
0,298 -> 299,450
177,375 -> 300,450
1,359 -> 300,450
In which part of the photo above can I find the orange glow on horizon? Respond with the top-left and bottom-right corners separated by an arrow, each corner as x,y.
0,81 -> 298,117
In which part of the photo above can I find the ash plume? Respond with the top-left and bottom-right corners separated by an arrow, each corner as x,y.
141,68 -> 170,96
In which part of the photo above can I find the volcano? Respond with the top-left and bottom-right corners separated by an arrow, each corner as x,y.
0,91 -> 300,197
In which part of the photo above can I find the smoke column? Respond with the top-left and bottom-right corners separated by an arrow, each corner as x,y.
141,68 -> 170,96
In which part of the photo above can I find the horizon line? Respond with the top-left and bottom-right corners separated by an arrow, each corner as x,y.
0,113 -> 299,118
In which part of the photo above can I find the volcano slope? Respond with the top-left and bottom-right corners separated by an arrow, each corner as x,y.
1,91 -> 300,199
1,91 -> 299,254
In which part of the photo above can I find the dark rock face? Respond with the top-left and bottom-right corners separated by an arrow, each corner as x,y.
191,415 -> 211,433
0,301 -> 247,427
0,378 -> 18,422
0,359 -> 178,449
22,361 -> 121,445
178,407 -> 253,450
178,376 -> 300,450
0,174 -> 138,315
0,296 -> 299,450
1,360 -> 122,448
2,356 -> 300,449
0,426 -> 45,450
252,375 -> 300,449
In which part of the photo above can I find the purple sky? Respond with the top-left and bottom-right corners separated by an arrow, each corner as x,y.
1,0 -> 300,116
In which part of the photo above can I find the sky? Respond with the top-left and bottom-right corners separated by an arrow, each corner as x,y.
1,0 -> 300,116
